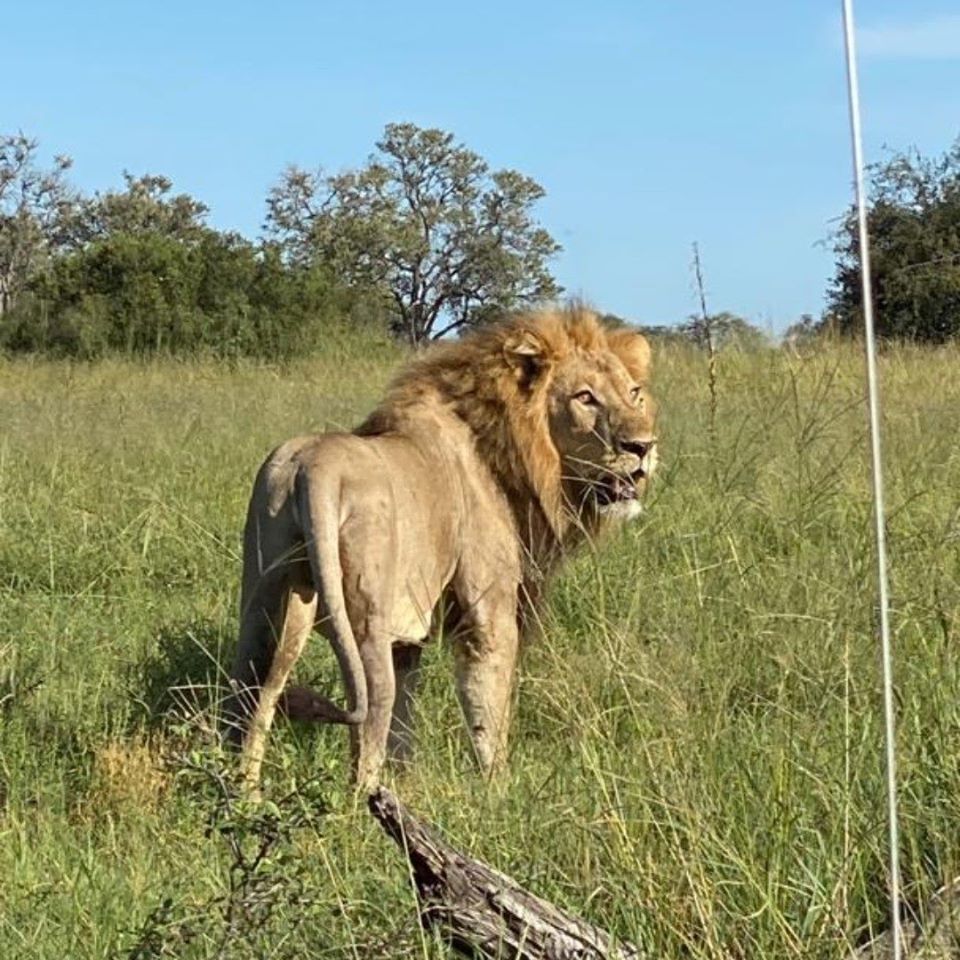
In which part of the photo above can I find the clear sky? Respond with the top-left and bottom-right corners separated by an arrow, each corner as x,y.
4,1 -> 959,331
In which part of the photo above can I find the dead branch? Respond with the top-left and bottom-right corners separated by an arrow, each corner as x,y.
368,786 -> 643,960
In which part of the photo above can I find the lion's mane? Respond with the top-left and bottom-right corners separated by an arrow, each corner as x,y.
357,306 -> 650,566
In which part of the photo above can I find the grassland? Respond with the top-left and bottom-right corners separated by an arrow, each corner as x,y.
1,335 -> 959,959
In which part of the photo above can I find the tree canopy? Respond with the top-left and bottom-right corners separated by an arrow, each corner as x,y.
266,123 -> 562,344
0,140 -> 361,359
1,125 -> 565,356
81,172 -> 210,244
828,137 -> 960,343
679,311 -> 769,351
0,134 -> 81,315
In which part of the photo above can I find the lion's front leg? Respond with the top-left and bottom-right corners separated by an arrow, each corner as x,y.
452,601 -> 520,778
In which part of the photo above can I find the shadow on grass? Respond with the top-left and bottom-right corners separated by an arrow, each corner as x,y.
129,619 -> 232,730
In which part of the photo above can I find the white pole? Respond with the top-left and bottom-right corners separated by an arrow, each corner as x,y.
839,3 -> 902,958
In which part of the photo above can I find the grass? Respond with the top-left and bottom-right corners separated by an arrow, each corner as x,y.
1,335 -> 959,958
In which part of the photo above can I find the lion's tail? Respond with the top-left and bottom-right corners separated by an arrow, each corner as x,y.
295,468 -> 368,726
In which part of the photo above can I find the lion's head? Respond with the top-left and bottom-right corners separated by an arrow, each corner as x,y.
502,317 -> 657,527
364,306 -> 657,551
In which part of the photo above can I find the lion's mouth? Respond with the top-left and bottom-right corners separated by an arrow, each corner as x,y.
594,469 -> 645,508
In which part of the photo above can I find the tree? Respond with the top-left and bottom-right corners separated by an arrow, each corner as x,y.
828,137 -> 960,343
0,135 -> 362,359
782,313 -> 825,350
3,230 -> 354,359
266,122 -> 562,344
82,172 -> 209,243
679,311 -> 768,350
0,133 -> 82,314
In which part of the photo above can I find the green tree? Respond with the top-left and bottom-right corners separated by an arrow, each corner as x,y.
782,313 -> 825,350
679,311 -> 768,350
4,228 -> 354,359
266,122 -> 562,344
0,139 -> 375,359
13,232 -> 206,355
828,137 -> 960,342
0,133 -> 82,314
81,172 -> 209,243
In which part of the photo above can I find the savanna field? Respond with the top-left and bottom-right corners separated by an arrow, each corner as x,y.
2,334 -> 960,959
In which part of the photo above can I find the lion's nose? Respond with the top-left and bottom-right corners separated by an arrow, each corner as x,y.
620,438 -> 655,461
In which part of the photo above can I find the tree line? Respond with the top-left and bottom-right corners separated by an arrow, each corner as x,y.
2,124 -> 958,358
0,124 -> 560,358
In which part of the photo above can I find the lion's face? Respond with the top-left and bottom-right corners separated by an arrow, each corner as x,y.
546,346 -> 657,520
503,322 -> 658,524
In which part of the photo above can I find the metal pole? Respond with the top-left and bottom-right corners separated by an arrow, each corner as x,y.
839,3 -> 902,957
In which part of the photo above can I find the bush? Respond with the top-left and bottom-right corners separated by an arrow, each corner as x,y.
0,232 -> 371,360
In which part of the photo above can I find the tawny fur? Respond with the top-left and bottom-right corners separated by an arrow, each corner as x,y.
225,306 -> 657,792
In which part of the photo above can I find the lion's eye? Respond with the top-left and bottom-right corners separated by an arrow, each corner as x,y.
573,390 -> 598,406
630,386 -> 642,404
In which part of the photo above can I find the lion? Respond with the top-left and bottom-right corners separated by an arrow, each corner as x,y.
225,306 -> 657,791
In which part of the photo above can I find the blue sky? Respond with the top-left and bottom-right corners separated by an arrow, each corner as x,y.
4,1 -> 959,331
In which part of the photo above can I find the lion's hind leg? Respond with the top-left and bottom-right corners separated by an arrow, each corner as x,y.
349,636 -> 396,791
387,643 -> 423,768
237,584 -> 317,795
225,588 -> 277,746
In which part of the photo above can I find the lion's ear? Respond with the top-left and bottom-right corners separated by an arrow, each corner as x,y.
503,330 -> 549,386
608,329 -> 652,382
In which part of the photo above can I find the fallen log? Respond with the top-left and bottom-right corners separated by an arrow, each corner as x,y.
368,786 -> 642,960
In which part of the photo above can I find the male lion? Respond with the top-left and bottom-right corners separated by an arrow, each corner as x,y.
225,307 -> 657,791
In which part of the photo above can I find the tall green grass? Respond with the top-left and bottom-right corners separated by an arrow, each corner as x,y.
1,336 -> 958,958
